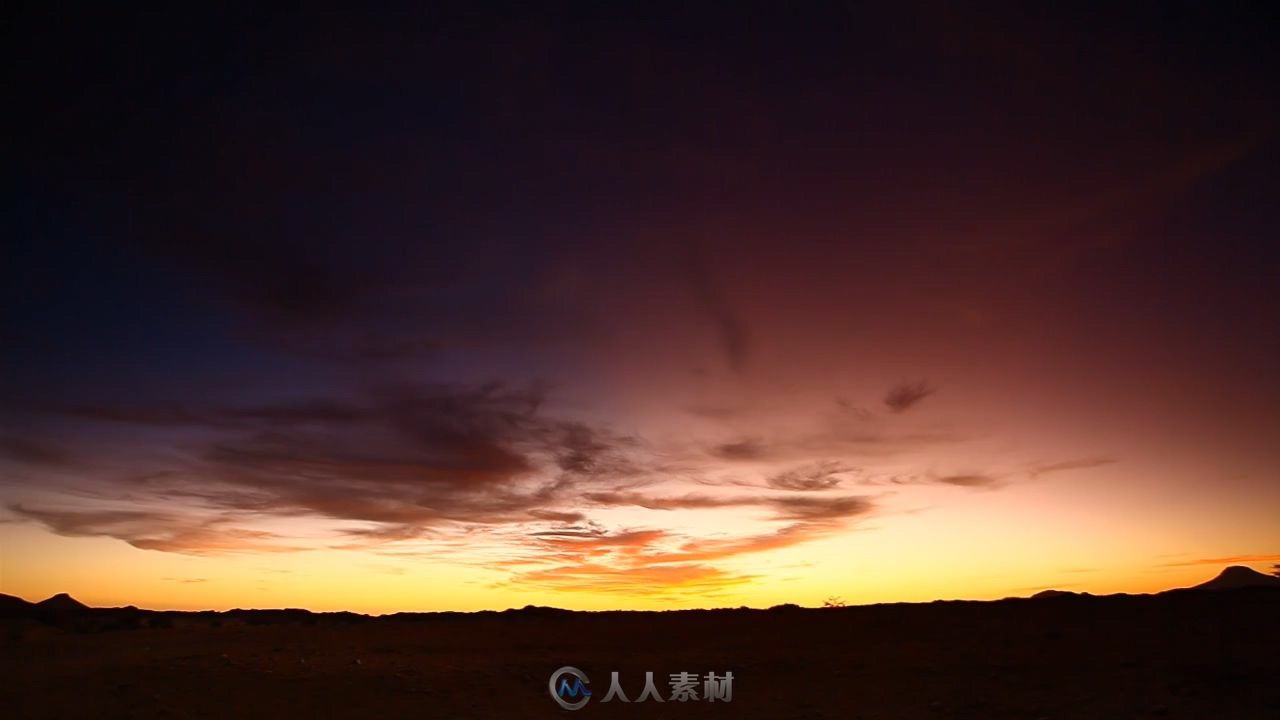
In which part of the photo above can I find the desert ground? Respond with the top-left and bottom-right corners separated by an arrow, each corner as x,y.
3,589 -> 1278,719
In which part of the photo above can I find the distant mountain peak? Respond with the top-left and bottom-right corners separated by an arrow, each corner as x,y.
36,592 -> 89,610
1191,565 -> 1280,591
1219,565 -> 1266,577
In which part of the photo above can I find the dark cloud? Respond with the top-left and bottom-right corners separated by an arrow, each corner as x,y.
59,403 -> 216,427
713,438 -> 767,461
884,381 -> 936,413
7,504 -> 301,555
527,509 -> 586,523
840,471 -> 1008,490
769,495 -> 875,521
7,383 -> 655,554
549,422 -> 637,476
701,427 -> 971,467
224,399 -> 367,425
684,403 -> 753,420
582,491 -> 749,511
685,246 -> 751,374
153,231 -> 382,328
834,398 -> 872,419
582,489 -> 875,524
532,528 -> 668,550
766,461 -> 856,491
333,523 -> 434,548
934,473 -> 1001,488
0,435 -> 72,466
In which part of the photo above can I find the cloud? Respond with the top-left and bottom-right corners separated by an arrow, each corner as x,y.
712,438 -> 767,461
489,521 -> 762,596
643,518 -> 860,566
582,491 -> 750,511
883,381 -> 936,413
144,222 -> 382,330
695,425 -> 973,469
766,461 -> 856,491
3,369 -> 972,598
333,523 -> 434,548
500,504 -> 873,595
769,495 -> 874,521
1158,553 -> 1280,567
684,403 -> 754,420
504,561 -> 756,596
12,383 -> 644,552
527,509 -> 586,523
1028,456 -> 1117,478
685,245 -> 751,373
0,435 -> 72,466
7,504 -> 301,555
530,527 -> 670,552
581,490 -> 875,524
933,473 -> 1001,488
482,485 -> 878,595
547,422 -> 639,476
5,376 -> 961,599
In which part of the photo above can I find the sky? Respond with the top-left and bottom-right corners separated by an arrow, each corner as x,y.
4,3 -> 1279,612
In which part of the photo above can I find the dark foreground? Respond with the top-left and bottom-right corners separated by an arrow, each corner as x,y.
3,590 -> 1278,719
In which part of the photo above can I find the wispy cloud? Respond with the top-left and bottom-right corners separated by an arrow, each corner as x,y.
503,561 -> 756,596
1158,553 -> 1280,567
883,381 -> 936,413
933,473 -> 1001,489
712,438 -> 768,461
0,435 -> 73,466
766,461 -> 856,491
1028,456 -> 1117,478
7,504 -> 303,555
685,245 -> 751,374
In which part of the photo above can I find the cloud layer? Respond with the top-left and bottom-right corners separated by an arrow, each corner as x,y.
0,378 -> 1035,597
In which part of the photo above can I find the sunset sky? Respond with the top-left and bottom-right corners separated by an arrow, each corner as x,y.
4,3 -> 1278,613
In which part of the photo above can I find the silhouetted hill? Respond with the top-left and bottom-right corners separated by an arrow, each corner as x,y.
1189,565 -> 1280,591
1030,589 -> 1091,599
35,593 -> 89,611
0,593 -> 34,616
3,580 -> 1277,718
7,566 -> 1279,626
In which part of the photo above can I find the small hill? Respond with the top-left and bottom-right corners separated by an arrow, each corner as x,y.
1030,589 -> 1081,599
1190,565 -> 1280,591
35,593 -> 89,611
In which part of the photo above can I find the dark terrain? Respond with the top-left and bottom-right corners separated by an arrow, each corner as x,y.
3,573 -> 1278,719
